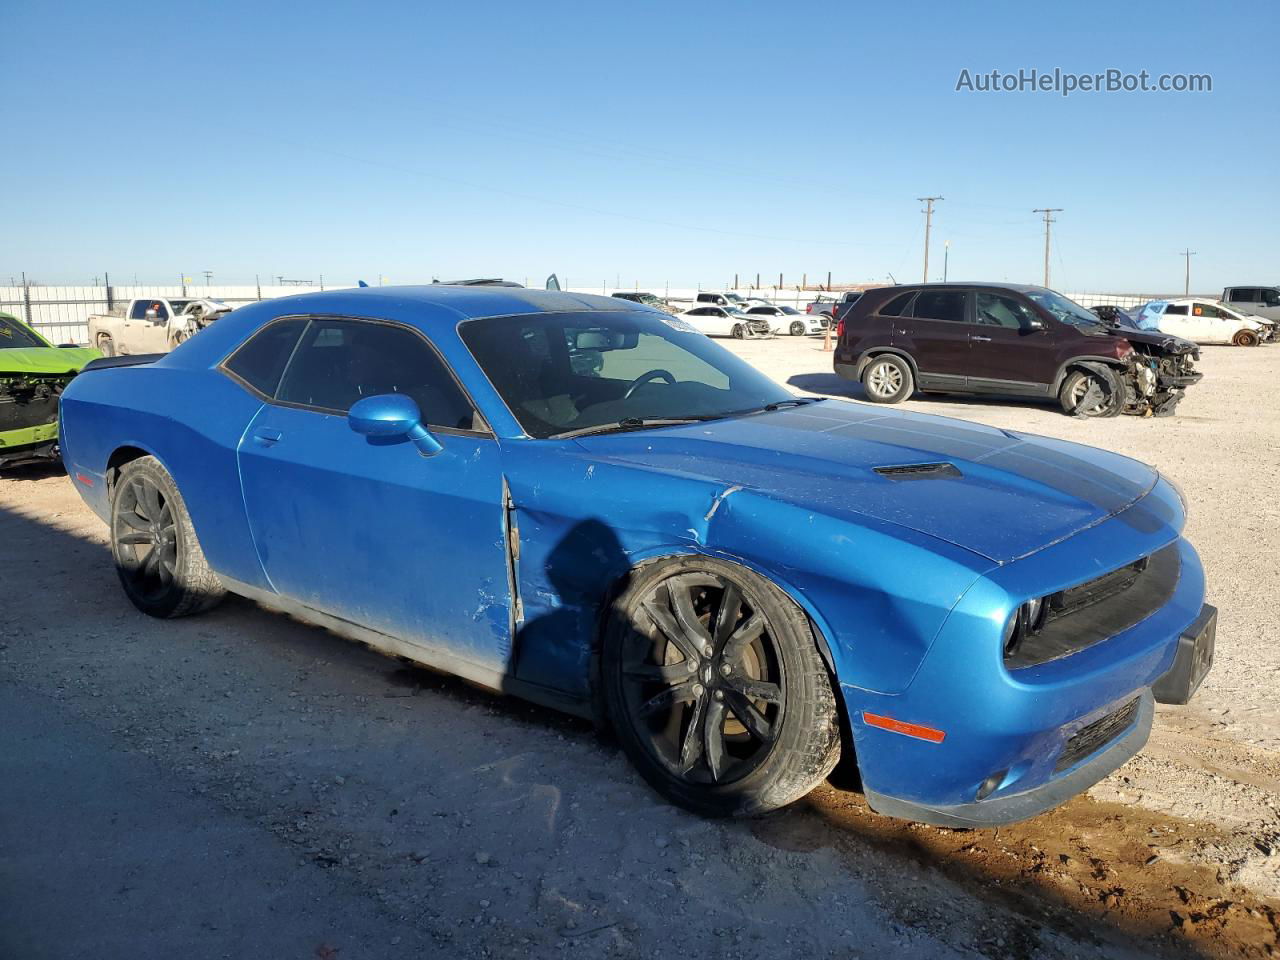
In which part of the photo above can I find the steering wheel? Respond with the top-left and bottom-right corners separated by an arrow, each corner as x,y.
623,368 -> 677,400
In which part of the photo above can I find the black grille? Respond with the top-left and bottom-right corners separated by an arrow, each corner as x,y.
1006,543 -> 1180,669
1055,697 -> 1140,772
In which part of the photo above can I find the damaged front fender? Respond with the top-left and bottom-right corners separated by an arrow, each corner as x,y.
500,442 -> 989,704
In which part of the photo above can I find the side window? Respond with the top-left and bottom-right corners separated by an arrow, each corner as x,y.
129,300 -> 150,320
1192,303 -> 1220,318
223,317 -> 307,397
1228,288 -> 1256,302
879,292 -> 916,317
1163,304 -> 1189,316
975,293 -> 1039,330
912,290 -> 968,323
1264,289 -> 1280,307
276,319 -> 478,430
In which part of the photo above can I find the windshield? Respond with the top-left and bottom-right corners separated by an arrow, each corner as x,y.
459,310 -> 793,438
1025,289 -> 1103,328
0,314 -> 49,348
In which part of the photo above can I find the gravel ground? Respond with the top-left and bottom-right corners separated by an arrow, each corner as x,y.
2,340 -> 1278,959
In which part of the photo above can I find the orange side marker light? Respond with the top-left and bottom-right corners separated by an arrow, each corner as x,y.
862,712 -> 946,744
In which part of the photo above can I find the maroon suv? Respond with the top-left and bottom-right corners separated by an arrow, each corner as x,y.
833,283 -> 1202,417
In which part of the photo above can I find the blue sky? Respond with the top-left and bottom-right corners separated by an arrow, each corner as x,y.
4,0 -> 1276,292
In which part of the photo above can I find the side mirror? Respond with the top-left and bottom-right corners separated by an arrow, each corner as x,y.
145,309 -> 159,320
1026,318 -> 1047,332
348,393 -> 443,457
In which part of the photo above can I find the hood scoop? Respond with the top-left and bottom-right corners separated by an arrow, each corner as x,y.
873,462 -> 962,481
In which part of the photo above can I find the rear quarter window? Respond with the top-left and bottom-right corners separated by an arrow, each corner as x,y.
222,317 -> 308,398
878,292 -> 917,317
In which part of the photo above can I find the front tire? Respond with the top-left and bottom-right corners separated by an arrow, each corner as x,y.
1059,367 -> 1124,417
789,321 -> 806,337
110,456 -> 225,618
603,557 -> 841,817
731,324 -> 745,339
860,355 -> 914,404
1233,330 -> 1260,347
97,334 -> 116,357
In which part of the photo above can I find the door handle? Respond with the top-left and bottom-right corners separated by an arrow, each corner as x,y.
252,428 -> 282,446
971,335 -> 992,342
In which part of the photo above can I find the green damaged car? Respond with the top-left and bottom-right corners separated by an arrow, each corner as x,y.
0,312 -> 101,469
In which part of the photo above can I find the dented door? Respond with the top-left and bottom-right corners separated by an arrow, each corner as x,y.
237,404 -> 514,675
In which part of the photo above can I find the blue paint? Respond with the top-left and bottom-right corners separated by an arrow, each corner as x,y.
59,285 -> 1210,821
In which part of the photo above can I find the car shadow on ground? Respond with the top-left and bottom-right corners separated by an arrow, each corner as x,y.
787,373 -> 1062,415
0,462 -> 67,482
0,497 -> 1260,960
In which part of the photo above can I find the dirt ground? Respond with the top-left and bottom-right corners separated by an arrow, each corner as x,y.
2,341 -> 1278,959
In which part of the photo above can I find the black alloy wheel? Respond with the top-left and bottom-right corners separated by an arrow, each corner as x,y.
113,473 -> 179,603
604,557 -> 840,816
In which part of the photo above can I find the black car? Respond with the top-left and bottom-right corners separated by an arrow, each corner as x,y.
1090,304 -> 1140,329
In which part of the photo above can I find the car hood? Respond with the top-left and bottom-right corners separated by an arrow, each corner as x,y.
1115,327 -> 1199,355
0,346 -> 99,374
576,402 -> 1158,564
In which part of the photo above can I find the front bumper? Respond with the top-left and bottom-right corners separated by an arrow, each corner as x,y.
863,602 -> 1214,827
864,693 -> 1156,827
0,422 -> 60,468
844,521 -> 1211,827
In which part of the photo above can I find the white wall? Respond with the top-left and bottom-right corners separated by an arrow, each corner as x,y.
0,284 -> 356,345
4,281 -> 1196,346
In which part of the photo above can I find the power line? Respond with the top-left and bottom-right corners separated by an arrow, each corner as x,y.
1032,208 -> 1063,287
1181,249 -> 1196,295
917,197 -> 943,283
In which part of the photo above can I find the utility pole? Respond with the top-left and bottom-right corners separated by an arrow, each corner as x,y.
1181,249 -> 1196,295
943,241 -> 950,282
203,270 -> 213,287
1032,208 -> 1062,287
917,197 -> 943,283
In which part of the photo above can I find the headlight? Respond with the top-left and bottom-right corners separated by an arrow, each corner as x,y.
1003,597 -> 1048,658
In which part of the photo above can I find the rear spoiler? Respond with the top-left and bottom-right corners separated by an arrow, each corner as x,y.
80,354 -> 165,373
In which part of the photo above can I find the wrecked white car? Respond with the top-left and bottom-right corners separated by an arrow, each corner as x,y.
88,297 -> 232,356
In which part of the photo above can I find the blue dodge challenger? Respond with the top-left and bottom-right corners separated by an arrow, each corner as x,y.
59,285 -> 1215,824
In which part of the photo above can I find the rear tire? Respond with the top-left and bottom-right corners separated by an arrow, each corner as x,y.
1059,367 -> 1124,418
97,334 -> 116,357
860,355 -> 913,404
110,456 -> 225,618
1233,330 -> 1260,347
603,557 -> 841,817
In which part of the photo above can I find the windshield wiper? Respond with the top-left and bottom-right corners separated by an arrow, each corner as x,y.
550,416 -> 717,440
761,397 -> 826,411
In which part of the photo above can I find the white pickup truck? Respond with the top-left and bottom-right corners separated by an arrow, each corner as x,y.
88,297 -> 231,356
